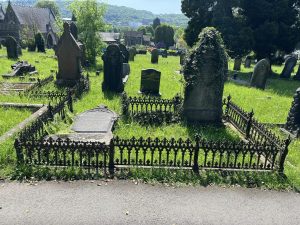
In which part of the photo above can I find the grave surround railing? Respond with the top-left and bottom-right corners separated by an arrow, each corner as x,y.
15,94 -> 291,174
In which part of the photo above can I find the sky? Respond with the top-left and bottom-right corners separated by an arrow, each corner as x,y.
103,0 -> 182,14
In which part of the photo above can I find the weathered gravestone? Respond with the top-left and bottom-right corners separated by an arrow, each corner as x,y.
140,69 -> 161,95
2,61 -> 36,78
6,36 -> 18,59
250,58 -> 270,90
162,49 -> 168,58
244,56 -> 251,68
233,58 -> 242,71
280,56 -> 297,79
183,27 -> 227,123
129,47 -> 136,61
285,88 -> 300,137
119,44 -> 129,63
102,44 -> 125,92
55,22 -> 82,85
151,48 -> 159,64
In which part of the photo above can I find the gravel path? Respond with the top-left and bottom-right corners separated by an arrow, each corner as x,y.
0,180 -> 299,225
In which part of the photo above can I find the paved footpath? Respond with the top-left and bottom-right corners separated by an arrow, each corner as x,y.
0,180 -> 299,225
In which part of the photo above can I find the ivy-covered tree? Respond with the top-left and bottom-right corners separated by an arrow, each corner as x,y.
153,17 -> 161,30
154,24 -> 175,49
70,0 -> 106,65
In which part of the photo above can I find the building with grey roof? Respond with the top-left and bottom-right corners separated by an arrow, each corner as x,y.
0,2 -> 58,48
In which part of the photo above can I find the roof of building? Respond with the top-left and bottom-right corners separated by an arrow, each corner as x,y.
99,32 -> 120,43
124,31 -> 143,38
10,5 -> 57,33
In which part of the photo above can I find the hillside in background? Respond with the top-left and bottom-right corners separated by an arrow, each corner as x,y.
0,0 -> 188,27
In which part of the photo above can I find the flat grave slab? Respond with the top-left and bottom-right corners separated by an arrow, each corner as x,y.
72,105 -> 118,134
0,82 -> 35,95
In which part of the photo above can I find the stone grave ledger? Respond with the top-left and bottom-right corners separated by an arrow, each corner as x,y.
140,69 -> 161,95
55,22 -> 82,82
250,58 -> 270,90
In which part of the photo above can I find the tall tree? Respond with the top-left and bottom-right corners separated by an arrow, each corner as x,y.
35,0 -> 60,18
153,17 -> 161,30
241,0 -> 300,59
70,0 -> 106,64
154,24 -> 175,49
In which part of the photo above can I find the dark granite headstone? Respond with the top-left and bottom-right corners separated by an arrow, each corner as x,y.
244,56 -> 251,68
285,88 -> 300,137
151,48 -> 159,64
119,44 -> 129,63
102,44 -> 124,92
183,28 -> 226,123
6,36 -> 18,59
250,58 -> 270,90
55,23 -> 82,83
280,56 -> 297,79
140,69 -> 161,95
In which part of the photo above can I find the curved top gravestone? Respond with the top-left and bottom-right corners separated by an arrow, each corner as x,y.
280,56 -> 297,79
151,48 -> 159,64
102,44 -> 124,92
119,44 -> 129,63
183,27 -> 226,123
250,58 -> 270,90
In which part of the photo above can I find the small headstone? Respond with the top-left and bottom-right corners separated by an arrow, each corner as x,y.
233,58 -> 242,71
129,47 -> 136,61
244,56 -> 251,68
162,50 -> 168,58
180,53 -> 186,65
6,36 -> 18,59
285,88 -> 300,137
122,63 -> 130,78
250,58 -> 270,90
151,49 -> 159,64
102,44 -> 124,92
183,27 -> 227,123
280,56 -> 297,79
119,44 -> 129,63
55,22 -> 82,84
140,69 -> 161,95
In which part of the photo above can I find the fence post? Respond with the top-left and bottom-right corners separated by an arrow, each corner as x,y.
193,135 -> 200,174
67,90 -> 73,113
246,110 -> 254,139
279,137 -> 291,174
109,139 -> 115,177
14,139 -> 24,164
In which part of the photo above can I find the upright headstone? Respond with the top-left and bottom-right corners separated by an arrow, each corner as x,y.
102,44 -> 124,92
6,36 -> 18,59
180,53 -> 186,65
293,64 -> 300,80
70,22 -> 78,40
244,56 -> 251,68
119,44 -> 129,63
250,59 -> 270,90
183,27 -> 226,123
285,88 -> 300,137
162,49 -> 168,58
129,47 -> 136,61
140,69 -> 161,95
151,48 -> 159,64
55,23 -> 82,84
280,56 -> 297,79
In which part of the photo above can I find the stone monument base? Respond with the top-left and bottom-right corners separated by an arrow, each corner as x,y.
184,108 -> 223,124
56,78 -> 81,87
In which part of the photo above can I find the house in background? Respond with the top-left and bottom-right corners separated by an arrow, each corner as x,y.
0,2 -> 58,48
99,32 -> 120,45
124,31 -> 143,46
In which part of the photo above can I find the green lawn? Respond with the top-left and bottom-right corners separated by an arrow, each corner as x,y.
0,48 -> 299,189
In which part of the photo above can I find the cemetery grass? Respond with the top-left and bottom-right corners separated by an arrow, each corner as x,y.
0,50 -> 299,190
